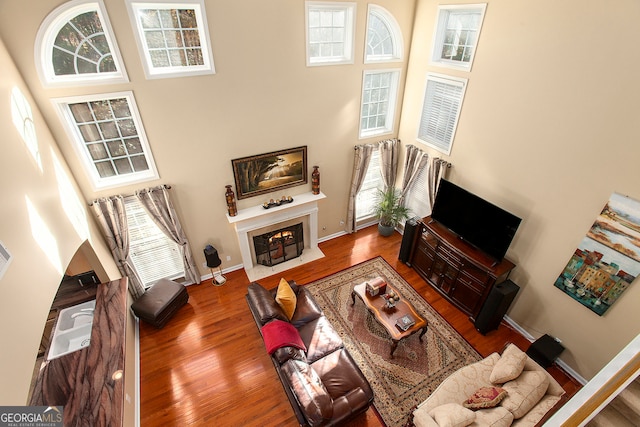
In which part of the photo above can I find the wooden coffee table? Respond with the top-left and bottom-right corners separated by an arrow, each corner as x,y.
350,281 -> 427,357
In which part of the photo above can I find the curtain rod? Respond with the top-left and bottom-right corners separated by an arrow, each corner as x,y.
434,158 -> 452,168
88,184 -> 172,206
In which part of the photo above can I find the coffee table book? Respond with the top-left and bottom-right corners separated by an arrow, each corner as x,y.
396,314 -> 415,331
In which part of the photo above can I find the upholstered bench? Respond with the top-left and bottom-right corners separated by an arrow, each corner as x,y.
131,278 -> 189,328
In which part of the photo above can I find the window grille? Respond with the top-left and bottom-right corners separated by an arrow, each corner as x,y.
305,1 -> 356,66
360,70 -> 399,138
365,5 -> 403,63
127,0 -> 215,78
431,4 -> 487,71
54,91 -> 159,190
35,1 -> 128,86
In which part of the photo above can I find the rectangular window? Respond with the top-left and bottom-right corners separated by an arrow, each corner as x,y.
0,241 -> 12,280
54,91 -> 159,190
127,0 -> 215,78
418,73 -> 467,155
359,69 -> 400,139
124,197 -> 184,288
431,4 -> 486,71
356,149 -> 382,221
305,1 -> 356,66
404,165 -> 431,220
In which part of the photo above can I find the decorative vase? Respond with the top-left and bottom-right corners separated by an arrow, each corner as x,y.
312,166 -> 320,195
225,185 -> 237,217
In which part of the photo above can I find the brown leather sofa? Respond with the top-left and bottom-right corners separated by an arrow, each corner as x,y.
246,281 -> 374,427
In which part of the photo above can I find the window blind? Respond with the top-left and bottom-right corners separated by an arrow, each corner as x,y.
124,197 -> 184,287
405,166 -> 431,220
418,74 -> 466,155
356,148 -> 383,221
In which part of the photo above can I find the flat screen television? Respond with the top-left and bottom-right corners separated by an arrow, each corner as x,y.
430,179 -> 521,261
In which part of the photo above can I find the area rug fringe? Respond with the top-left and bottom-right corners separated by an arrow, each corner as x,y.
304,257 -> 482,427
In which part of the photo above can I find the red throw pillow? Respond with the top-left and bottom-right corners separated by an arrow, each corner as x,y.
463,386 -> 508,409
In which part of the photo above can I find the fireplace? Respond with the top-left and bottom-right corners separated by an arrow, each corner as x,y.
253,223 -> 304,267
226,192 -> 326,281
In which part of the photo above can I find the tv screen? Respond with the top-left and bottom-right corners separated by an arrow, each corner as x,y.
431,179 -> 521,261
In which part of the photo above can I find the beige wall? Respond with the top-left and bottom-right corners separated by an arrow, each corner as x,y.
0,37 -> 118,403
399,0 -> 640,379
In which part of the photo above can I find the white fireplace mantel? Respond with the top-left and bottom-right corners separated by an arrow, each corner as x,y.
227,192 -> 326,281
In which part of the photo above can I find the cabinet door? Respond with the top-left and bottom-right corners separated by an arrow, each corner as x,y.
451,273 -> 484,315
453,266 -> 490,315
412,238 -> 435,282
450,279 -> 484,315
432,257 -> 458,293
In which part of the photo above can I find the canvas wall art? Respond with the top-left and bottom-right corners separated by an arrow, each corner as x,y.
554,192 -> 640,315
231,146 -> 307,200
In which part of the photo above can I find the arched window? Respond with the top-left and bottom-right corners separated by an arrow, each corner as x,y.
35,0 -> 128,86
365,5 -> 403,63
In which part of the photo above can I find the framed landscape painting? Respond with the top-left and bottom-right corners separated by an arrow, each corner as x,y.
231,146 -> 307,200
554,192 -> 640,315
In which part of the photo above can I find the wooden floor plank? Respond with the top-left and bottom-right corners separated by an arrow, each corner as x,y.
139,225 -> 581,426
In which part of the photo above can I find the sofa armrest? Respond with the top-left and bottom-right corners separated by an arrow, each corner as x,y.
246,282 -> 288,325
330,388 -> 372,425
281,360 -> 334,427
417,352 -> 501,413
522,357 -> 566,397
272,346 -> 307,365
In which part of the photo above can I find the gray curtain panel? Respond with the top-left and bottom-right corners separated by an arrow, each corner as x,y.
346,144 -> 375,233
91,196 -> 146,300
429,158 -> 451,208
135,185 -> 201,285
378,138 -> 399,190
399,144 -> 429,206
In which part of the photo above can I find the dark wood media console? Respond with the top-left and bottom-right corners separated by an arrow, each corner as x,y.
409,217 -> 516,321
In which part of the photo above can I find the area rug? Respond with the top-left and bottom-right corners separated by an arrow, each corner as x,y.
304,257 -> 482,427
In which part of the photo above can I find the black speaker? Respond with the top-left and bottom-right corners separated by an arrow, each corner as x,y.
399,217 -> 420,264
527,334 -> 565,368
474,280 -> 519,335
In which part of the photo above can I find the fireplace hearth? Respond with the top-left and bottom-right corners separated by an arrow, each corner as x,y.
253,223 -> 304,267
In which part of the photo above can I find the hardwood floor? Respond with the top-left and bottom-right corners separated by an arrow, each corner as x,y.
139,225 -> 581,426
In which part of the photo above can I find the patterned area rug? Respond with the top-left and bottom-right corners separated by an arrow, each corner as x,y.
304,257 -> 482,427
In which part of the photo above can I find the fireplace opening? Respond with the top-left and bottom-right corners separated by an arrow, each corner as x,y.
253,223 -> 304,267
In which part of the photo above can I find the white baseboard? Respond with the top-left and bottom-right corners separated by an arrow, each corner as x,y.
319,230 -> 347,242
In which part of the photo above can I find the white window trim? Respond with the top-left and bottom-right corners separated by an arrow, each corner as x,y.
359,69 -> 400,139
430,3 -> 487,72
34,0 -> 129,87
0,241 -> 12,281
364,4 -> 403,64
126,0 -> 215,79
417,73 -> 467,156
52,91 -> 160,191
305,1 -> 356,67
